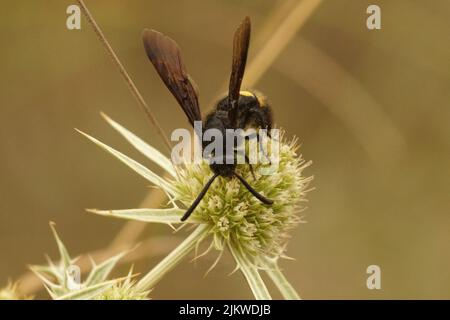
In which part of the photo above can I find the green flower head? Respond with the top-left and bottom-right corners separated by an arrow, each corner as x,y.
173,134 -> 311,261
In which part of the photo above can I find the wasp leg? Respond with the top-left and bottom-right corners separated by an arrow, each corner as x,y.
244,133 -> 271,165
234,172 -> 273,205
245,154 -> 256,180
234,149 -> 256,180
181,173 -> 220,221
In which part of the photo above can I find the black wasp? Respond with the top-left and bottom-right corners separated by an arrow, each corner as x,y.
143,17 -> 274,221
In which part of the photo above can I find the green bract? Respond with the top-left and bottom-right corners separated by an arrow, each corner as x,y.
31,222 -> 149,300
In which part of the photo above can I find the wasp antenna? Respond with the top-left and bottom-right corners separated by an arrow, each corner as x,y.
181,173 -> 220,221
233,172 -> 274,205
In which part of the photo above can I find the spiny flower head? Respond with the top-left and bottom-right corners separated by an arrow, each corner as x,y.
94,269 -> 150,300
31,223 -> 148,300
0,281 -> 31,300
173,135 -> 312,261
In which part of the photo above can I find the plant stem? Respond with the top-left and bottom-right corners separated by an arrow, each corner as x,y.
229,245 -> 272,300
262,257 -> 300,300
136,224 -> 210,291
76,0 -> 172,153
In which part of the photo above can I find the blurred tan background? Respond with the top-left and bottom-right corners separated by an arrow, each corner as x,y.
1,0 -> 450,299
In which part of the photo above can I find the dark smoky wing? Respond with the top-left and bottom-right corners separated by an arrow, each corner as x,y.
143,29 -> 201,126
228,17 -> 251,112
